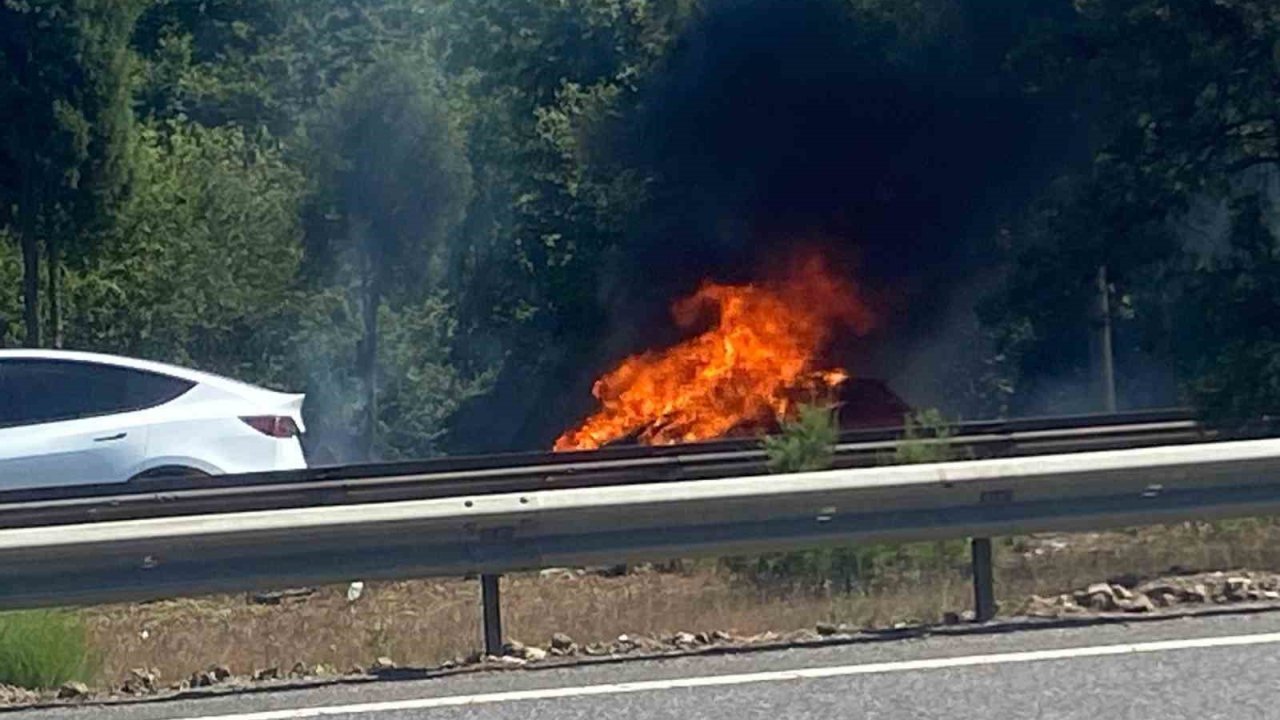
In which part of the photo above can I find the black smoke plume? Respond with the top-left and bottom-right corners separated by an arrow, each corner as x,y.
457,0 -> 1085,451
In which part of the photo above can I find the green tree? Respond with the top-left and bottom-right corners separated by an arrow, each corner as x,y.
63,120 -> 304,382
304,54 -> 472,457
988,0 -> 1280,412
0,231 -> 20,346
374,296 -> 495,459
1174,194 -> 1280,421
132,0 -> 291,128
437,0 -> 695,450
133,0 -> 438,135
124,0 -> 698,452
0,0 -> 143,347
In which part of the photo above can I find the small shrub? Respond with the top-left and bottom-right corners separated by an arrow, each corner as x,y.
0,611 -> 97,689
731,408 -> 972,594
889,408 -> 968,465
763,404 -> 839,473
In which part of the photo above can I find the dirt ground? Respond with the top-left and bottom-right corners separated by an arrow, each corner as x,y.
81,517 -> 1280,685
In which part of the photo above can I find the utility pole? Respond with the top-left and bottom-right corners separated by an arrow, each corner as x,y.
1094,265 -> 1117,413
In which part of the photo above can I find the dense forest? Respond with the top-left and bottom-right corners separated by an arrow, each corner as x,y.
2,0 -> 1279,463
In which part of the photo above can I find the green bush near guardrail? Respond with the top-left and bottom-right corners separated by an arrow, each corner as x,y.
888,408 -> 971,465
0,611 -> 97,689
762,404 -> 840,473
732,408 -> 971,593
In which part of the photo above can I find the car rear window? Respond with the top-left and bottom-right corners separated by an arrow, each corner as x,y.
0,359 -> 195,427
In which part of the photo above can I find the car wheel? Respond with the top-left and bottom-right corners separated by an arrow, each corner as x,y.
128,466 -> 211,485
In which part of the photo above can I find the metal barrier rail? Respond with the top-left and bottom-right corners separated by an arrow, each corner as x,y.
0,410 -> 1222,529
1,436 -> 1279,656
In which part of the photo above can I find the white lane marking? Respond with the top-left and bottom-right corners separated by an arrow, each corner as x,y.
175,630 -> 1280,720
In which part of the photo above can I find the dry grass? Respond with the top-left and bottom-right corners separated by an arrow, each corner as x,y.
80,517 -> 1280,687
83,580 -> 483,682
997,518 -> 1280,598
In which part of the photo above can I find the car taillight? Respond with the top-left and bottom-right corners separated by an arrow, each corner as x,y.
240,415 -> 301,438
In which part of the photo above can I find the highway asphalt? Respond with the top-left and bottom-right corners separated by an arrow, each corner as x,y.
18,610 -> 1280,720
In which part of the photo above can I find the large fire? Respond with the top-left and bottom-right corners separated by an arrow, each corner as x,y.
554,253 -> 875,451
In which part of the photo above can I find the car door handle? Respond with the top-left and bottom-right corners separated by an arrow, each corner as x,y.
94,432 -> 127,442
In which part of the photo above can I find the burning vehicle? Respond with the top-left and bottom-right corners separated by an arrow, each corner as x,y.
555,251 -> 908,451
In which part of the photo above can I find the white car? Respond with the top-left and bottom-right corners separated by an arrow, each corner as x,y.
0,349 -> 307,488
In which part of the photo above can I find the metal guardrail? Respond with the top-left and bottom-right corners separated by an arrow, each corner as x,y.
0,409 -> 1274,657
2,435 -> 1280,654
0,409 -> 1223,529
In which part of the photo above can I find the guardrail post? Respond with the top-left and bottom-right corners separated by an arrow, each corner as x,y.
971,537 -> 996,622
481,573 -> 503,656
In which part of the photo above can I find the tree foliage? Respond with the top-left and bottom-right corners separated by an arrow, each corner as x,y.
303,53 -> 472,455
763,404 -> 839,473
735,408 -> 968,595
889,409 -> 971,464
0,232 -> 20,345
3,0 -> 1280,465
0,0 -> 145,346
988,0 -> 1280,413
1174,193 -> 1280,421
63,120 -> 303,380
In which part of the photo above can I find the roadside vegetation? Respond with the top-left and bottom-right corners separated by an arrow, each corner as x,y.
5,0 -> 1280,457
69,518 -> 1280,686
742,408 -> 968,594
762,404 -> 840,473
889,409 -> 970,466
0,611 -> 96,690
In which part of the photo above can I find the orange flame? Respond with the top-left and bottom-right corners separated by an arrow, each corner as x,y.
554,253 -> 875,451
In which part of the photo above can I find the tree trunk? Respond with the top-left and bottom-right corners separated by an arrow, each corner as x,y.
357,246 -> 380,461
17,49 -> 39,348
47,233 -> 62,348
1092,265 -> 1116,413
20,211 -> 40,348
359,282 -> 379,460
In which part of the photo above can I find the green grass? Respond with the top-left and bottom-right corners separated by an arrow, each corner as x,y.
0,610 -> 97,689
